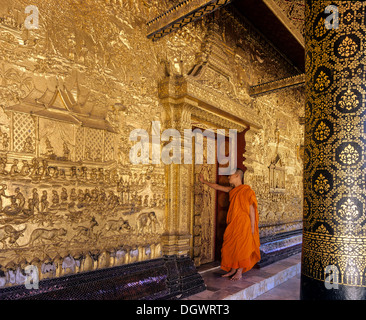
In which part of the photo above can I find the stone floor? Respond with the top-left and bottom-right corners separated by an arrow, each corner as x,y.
254,273 -> 300,300
185,253 -> 301,300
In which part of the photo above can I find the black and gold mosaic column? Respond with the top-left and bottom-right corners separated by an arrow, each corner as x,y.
301,0 -> 366,300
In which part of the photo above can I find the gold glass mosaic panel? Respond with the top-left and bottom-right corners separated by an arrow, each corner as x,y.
303,0 -> 366,288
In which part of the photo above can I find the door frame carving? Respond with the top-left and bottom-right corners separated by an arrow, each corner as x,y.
158,71 -> 261,260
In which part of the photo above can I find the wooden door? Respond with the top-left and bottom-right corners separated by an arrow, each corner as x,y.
215,130 -> 247,261
193,129 -> 247,265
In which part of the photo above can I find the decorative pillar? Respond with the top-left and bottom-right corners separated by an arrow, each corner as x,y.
154,75 -> 206,298
302,0 -> 366,299
160,76 -> 195,256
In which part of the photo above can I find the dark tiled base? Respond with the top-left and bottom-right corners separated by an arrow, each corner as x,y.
257,230 -> 302,268
0,255 -> 205,300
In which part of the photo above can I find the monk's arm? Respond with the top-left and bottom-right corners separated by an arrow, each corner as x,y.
249,204 -> 255,234
199,174 -> 232,193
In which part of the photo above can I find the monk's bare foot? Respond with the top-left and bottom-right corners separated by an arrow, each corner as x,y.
230,270 -> 243,281
221,269 -> 236,278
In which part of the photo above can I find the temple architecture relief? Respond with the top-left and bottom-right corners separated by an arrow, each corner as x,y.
0,0 -> 304,288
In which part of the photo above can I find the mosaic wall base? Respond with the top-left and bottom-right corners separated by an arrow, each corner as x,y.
0,255 -> 205,300
258,230 -> 302,267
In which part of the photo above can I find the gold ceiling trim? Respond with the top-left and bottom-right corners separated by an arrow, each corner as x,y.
147,0 -> 233,41
263,0 -> 304,48
249,73 -> 305,97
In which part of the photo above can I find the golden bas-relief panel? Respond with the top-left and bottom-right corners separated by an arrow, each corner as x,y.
0,90 -> 166,284
193,135 -> 217,266
0,0 -> 305,287
0,0 -> 175,287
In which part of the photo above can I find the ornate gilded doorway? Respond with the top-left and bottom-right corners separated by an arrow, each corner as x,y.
157,21 -> 262,260
192,128 -> 247,267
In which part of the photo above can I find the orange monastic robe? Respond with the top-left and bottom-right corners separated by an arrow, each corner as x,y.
220,184 -> 261,272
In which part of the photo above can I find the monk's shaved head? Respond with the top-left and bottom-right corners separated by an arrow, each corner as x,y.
235,168 -> 244,183
233,168 -> 244,183
228,168 -> 245,186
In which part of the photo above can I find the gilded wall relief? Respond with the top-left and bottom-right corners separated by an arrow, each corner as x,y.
269,155 -> 286,193
0,0 -> 304,284
0,80 -> 165,287
245,88 -> 304,238
193,134 -> 217,266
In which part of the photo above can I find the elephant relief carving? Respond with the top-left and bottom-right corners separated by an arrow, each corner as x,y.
136,212 -> 160,234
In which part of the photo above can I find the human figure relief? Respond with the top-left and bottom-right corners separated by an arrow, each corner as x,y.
32,188 -> 40,212
69,188 -> 77,203
40,190 -> 49,213
45,138 -> 54,157
0,156 -> 7,175
2,197 -> 21,216
9,159 -> 19,176
0,184 -> 11,211
2,133 -> 9,150
20,160 -> 30,176
14,187 -> 25,209
39,160 -> 50,179
60,188 -> 68,203
80,167 -> 88,180
63,142 -> 70,160
23,136 -> 34,153
30,158 -> 40,177
51,190 -> 60,209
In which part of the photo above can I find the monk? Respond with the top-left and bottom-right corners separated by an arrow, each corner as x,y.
199,168 -> 260,280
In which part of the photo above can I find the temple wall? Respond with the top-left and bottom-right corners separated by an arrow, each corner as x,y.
248,89 -> 304,238
0,0 -> 304,287
210,9 -> 305,238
